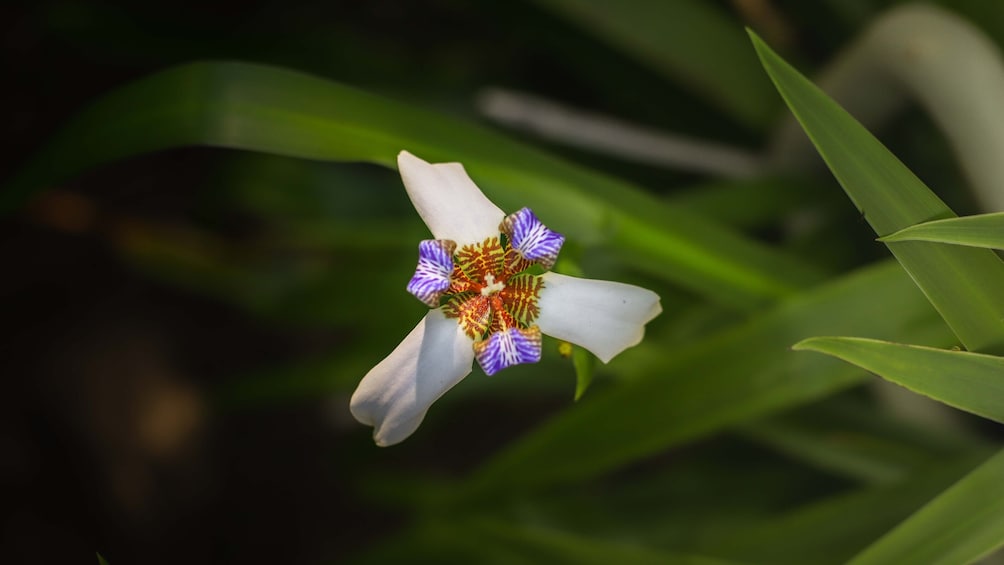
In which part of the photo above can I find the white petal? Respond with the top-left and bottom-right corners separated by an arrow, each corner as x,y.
397,150 -> 505,244
535,272 -> 661,363
350,309 -> 475,446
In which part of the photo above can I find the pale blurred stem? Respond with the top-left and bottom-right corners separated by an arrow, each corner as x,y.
477,88 -> 762,179
769,3 -> 1004,213
479,5 -> 1004,206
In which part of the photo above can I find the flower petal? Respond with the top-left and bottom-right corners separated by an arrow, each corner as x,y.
350,309 -> 475,446
535,272 -> 661,363
500,207 -> 565,270
473,326 -> 543,376
406,239 -> 456,307
398,150 -> 505,244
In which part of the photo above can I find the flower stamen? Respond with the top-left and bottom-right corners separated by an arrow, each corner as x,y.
481,273 -> 505,296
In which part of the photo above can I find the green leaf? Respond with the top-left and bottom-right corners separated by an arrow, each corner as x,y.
6,61 -> 821,309
668,176 -> 817,230
740,397 -> 990,486
740,419 -> 917,485
96,553 -> 109,565
462,443 -> 833,554
793,337 -> 1004,425
880,212 -> 1004,249
711,452 -> 992,564
463,260 -> 952,495
535,0 -> 776,128
750,31 -> 1004,353
849,448 -> 1004,565
572,346 -> 596,401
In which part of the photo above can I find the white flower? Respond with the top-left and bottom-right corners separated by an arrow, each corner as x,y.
350,151 -> 662,446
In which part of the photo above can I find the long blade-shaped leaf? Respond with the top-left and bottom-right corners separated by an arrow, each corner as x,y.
848,448 -> 1004,565
751,32 -> 1004,352
5,61 -> 820,309
535,0 -> 775,128
740,398 -> 990,486
794,337 -> 1004,424
463,260 -> 951,494
711,452 -> 992,564
881,212 -> 1004,249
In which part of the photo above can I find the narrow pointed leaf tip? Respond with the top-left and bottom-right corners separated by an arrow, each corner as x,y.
879,212 -> 1004,250
572,346 -> 595,401
793,336 -> 1004,425
351,151 -> 661,445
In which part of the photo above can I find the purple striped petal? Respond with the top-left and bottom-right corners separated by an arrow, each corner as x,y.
407,239 -> 456,307
473,326 -> 542,376
501,207 -> 565,270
